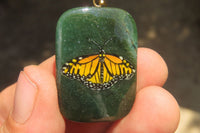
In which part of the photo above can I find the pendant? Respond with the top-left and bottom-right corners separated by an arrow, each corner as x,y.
56,0 -> 138,122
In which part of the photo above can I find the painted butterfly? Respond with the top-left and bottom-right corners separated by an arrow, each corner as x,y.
62,39 -> 136,91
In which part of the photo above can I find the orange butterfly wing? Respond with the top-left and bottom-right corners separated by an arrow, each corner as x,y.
104,54 -> 135,79
62,55 -> 99,79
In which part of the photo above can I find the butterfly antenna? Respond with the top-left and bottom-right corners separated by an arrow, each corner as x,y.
103,38 -> 113,47
88,38 -> 102,49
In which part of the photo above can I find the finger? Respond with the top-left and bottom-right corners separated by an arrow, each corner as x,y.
107,86 -> 180,133
1,65 -> 65,133
0,56 -> 55,125
39,55 -> 56,76
0,84 -> 16,125
137,48 -> 168,91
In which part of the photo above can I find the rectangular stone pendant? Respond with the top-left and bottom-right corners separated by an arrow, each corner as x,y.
56,7 -> 138,122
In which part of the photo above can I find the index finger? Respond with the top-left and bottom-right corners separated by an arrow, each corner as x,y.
137,47 -> 168,91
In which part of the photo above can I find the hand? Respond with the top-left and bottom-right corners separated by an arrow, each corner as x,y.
0,48 -> 180,133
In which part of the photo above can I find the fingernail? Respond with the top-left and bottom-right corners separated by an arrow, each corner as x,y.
12,71 -> 37,124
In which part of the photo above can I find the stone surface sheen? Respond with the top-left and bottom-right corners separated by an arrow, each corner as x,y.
56,7 -> 138,122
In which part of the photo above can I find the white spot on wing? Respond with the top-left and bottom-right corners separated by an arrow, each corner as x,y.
119,56 -> 123,60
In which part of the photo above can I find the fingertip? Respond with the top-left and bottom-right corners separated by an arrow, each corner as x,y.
23,65 -> 58,105
108,86 -> 180,133
10,65 -> 65,132
143,86 -> 179,132
39,55 -> 56,77
23,65 -> 56,89
12,71 -> 38,124
135,86 -> 180,132
1,59 -> 65,132
137,48 -> 168,91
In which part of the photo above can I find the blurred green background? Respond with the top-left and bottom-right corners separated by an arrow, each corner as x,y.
0,0 -> 200,132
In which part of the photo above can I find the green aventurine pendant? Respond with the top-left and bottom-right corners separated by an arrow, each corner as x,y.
56,3 -> 138,122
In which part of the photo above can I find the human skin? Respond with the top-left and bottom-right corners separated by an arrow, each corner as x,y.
0,48 -> 180,133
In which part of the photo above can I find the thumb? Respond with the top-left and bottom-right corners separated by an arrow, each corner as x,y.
1,65 -> 65,133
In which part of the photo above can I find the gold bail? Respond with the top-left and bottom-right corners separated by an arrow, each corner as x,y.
93,0 -> 105,7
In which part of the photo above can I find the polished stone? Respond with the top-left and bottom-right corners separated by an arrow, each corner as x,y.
56,7 -> 137,122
